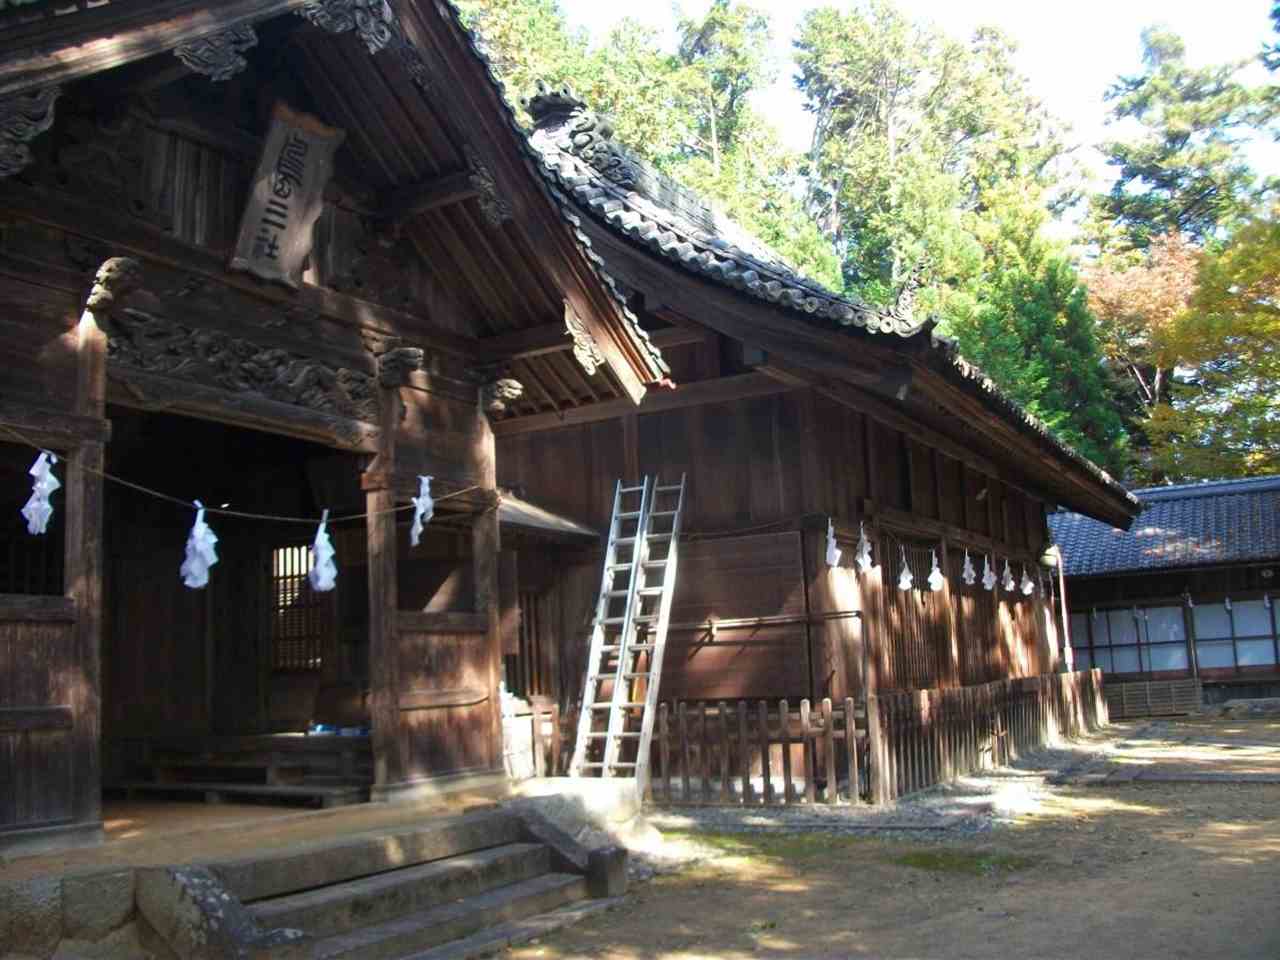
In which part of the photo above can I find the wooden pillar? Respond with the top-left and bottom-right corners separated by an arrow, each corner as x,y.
366,371 -> 402,787
365,484 -> 401,787
473,410 -> 502,772
67,275 -> 110,826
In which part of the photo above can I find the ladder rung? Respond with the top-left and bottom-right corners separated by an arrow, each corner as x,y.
622,672 -> 650,680
648,533 -> 672,541
637,587 -> 664,596
634,615 -> 657,623
620,485 -> 645,493
617,511 -> 641,519
582,761 -> 638,769
589,702 -> 644,709
600,617 -> 625,625
585,732 -> 641,739
656,484 -> 683,492
649,510 -> 677,518
601,643 -> 655,652
642,560 -> 667,568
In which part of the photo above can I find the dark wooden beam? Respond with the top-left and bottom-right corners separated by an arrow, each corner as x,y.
480,321 -> 710,362
492,371 -> 792,436
0,0 -> 313,97
0,186 -> 486,360
756,362 -> 999,477
378,171 -> 479,225
0,706 -> 73,734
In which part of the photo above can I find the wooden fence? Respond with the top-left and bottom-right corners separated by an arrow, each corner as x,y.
865,668 -> 1108,803
529,669 -> 1107,806
650,698 -> 865,805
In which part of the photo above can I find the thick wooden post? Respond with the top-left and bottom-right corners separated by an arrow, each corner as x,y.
366,484 -> 401,787
473,505 -> 502,772
67,277 -> 110,828
866,693 -> 886,804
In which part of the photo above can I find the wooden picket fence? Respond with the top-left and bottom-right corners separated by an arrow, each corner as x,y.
531,669 -> 1107,806
649,698 -> 865,805
865,668 -> 1108,803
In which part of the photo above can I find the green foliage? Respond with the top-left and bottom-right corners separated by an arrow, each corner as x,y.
794,2 -> 1126,472
1146,213 -> 1280,480
1090,28 -> 1271,251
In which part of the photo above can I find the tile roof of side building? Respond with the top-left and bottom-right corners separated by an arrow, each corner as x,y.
1050,475 -> 1280,577
515,83 -> 1138,513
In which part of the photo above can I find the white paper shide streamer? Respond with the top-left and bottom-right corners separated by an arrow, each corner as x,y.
1020,565 -> 1035,596
410,475 -> 434,547
961,549 -> 977,586
1001,558 -> 1015,593
21,452 -> 60,535
309,509 -> 337,593
982,554 -> 997,592
927,549 -> 944,592
180,500 -> 219,589
897,545 -> 914,591
825,518 -> 842,568
854,522 -> 873,574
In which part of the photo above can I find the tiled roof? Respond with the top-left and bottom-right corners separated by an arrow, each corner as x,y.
1050,476 -> 1280,576
520,85 -> 1137,514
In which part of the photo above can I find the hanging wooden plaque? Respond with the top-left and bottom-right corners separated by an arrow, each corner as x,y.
229,102 -> 345,289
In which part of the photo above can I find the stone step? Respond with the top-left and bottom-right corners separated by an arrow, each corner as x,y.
211,809 -> 524,903
402,896 -> 622,960
311,874 -> 590,960
248,843 -> 550,937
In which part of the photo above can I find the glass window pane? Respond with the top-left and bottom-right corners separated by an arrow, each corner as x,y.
1069,614 -> 1090,649
1233,601 -> 1273,638
1108,610 -> 1138,646
1073,649 -> 1092,670
1112,646 -> 1141,673
1237,639 -> 1277,666
1092,648 -> 1113,673
1193,604 -> 1231,640
1091,612 -> 1112,645
1196,640 -> 1235,669
1145,607 -> 1186,644
1149,644 -> 1189,671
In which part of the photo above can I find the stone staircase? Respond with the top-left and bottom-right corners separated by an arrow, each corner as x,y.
137,807 -> 626,959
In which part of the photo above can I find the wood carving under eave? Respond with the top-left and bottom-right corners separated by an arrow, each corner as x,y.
0,85 -> 59,178
376,344 -> 425,388
463,144 -> 512,227
84,257 -> 382,434
298,0 -> 396,55
174,24 -> 258,82
564,302 -> 603,376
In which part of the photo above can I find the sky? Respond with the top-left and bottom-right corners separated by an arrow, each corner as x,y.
557,0 -> 1278,190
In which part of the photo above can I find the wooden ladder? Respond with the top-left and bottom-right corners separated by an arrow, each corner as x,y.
568,475 -> 686,794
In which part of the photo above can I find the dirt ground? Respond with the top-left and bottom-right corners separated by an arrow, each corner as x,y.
507,718 -> 1280,960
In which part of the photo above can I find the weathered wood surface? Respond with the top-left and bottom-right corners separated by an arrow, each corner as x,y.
636,698 -> 867,806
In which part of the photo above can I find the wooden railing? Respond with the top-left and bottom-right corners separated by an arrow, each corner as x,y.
529,669 -> 1106,807
865,668 -> 1108,803
649,698 -> 865,805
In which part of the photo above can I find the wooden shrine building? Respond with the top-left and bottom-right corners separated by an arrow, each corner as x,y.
0,1 -> 1136,856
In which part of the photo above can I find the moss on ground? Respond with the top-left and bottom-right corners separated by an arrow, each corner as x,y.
889,849 -> 1036,875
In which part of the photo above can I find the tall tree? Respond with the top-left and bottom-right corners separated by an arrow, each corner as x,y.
795,2 -> 1127,472
1090,28 -> 1269,250
676,0 -> 773,172
1147,213 -> 1280,479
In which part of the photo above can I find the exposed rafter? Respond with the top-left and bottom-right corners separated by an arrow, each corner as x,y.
479,321 -> 708,363
376,170 -> 478,224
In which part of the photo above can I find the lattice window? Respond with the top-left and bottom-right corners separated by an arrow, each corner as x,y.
270,544 -> 326,671
506,589 -> 544,699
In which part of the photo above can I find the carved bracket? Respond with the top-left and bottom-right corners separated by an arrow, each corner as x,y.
0,86 -> 60,179
463,145 -> 512,227
174,25 -> 258,82
564,303 -> 604,377
299,0 -> 396,56
376,343 -> 425,388
469,362 -> 524,414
